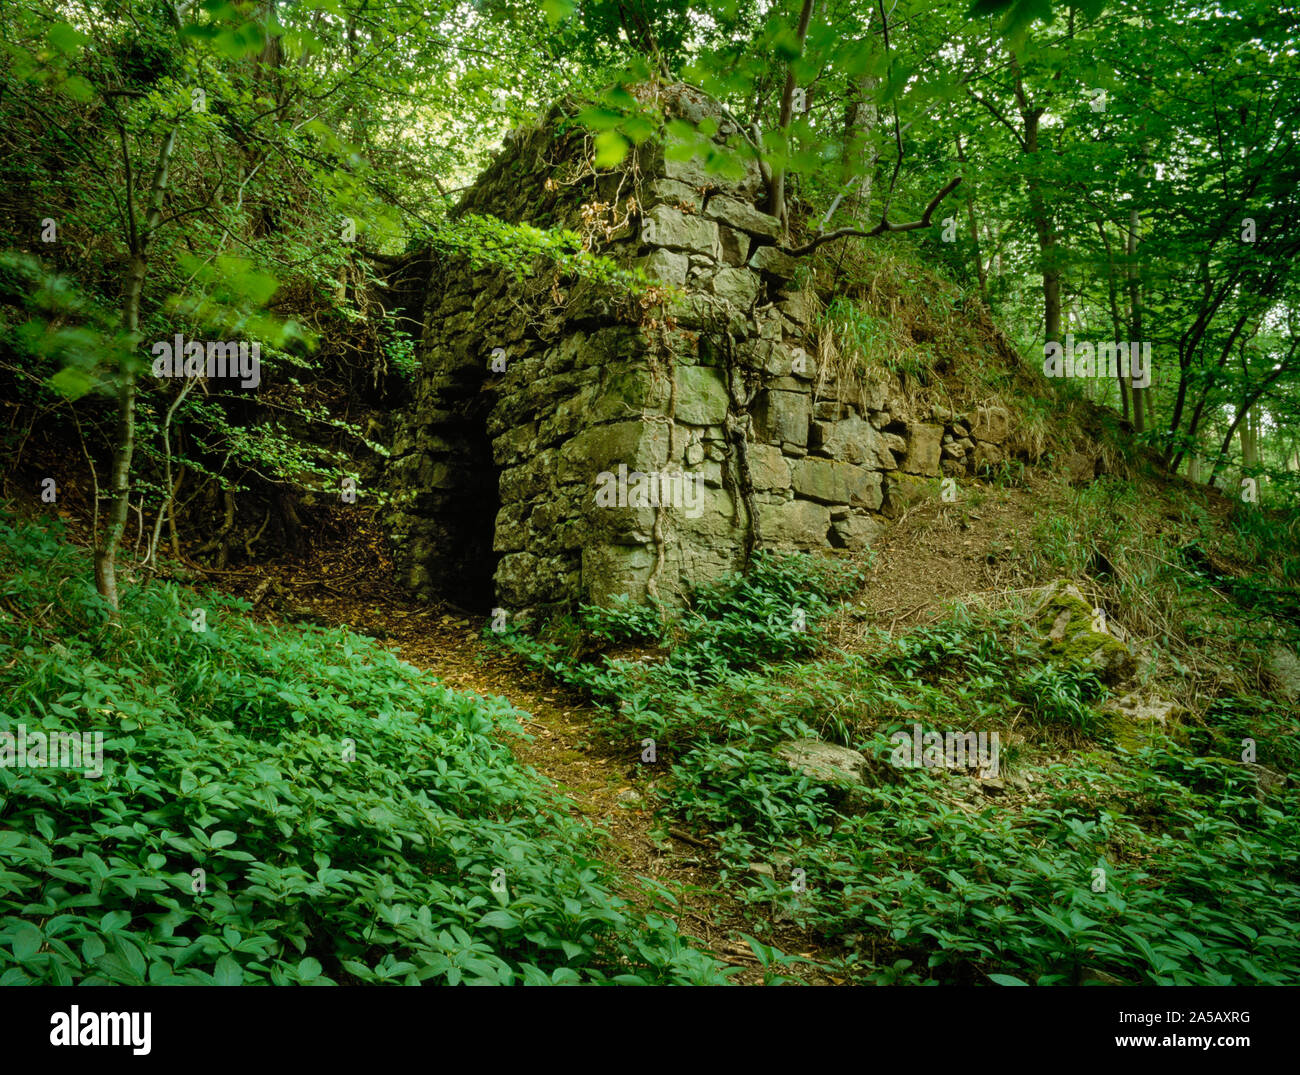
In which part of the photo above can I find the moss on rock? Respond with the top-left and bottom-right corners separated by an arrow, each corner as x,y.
1031,580 -> 1136,685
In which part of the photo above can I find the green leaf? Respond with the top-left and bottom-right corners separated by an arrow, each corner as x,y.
48,366 -> 95,400
209,830 -> 238,849
542,0 -> 576,27
477,909 -> 519,930
58,75 -> 96,103
987,972 -> 1030,986
593,130 -> 630,169
12,925 -> 43,961
772,27 -> 802,61
213,954 -> 243,986
100,910 -> 131,932
47,23 -> 90,56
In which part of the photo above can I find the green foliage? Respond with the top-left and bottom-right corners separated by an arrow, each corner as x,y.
421,214 -> 652,294
501,547 -> 1299,986
579,594 -> 664,645
0,517 -> 728,985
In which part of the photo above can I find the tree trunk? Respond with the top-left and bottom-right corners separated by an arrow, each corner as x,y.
96,123 -> 179,612
1019,97 -> 1060,342
842,70 -> 879,225
956,134 -> 987,298
1240,404 -> 1259,467
1126,200 -> 1145,433
769,0 -> 816,232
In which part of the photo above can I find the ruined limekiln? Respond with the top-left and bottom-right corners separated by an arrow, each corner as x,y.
384,84 -> 1013,615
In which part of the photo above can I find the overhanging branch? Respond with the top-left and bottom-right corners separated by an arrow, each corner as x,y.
780,175 -> 963,256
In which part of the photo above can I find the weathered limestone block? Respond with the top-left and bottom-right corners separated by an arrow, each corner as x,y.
1102,692 -> 1187,751
718,226 -> 751,266
703,195 -> 782,239
776,739 -> 873,785
642,248 -> 689,286
710,266 -> 760,309
673,484 -> 740,538
663,150 -> 765,201
1030,580 -> 1137,685
529,496 -> 571,537
876,431 -> 906,469
778,290 -> 816,324
791,458 -> 880,508
499,451 -> 557,503
558,421 -> 670,483
755,390 -> 810,446
748,444 -> 792,490
582,544 -> 656,606
600,366 -> 663,421
970,405 -> 1010,444
902,422 -> 943,476
882,472 -> 931,519
647,177 -> 703,211
757,498 -> 831,547
811,414 -> 889,468
497,551 -> 575,607
492,421 -> 540,466
830,512 -> 883,552
748,245 -> 797,278
659,542 -> 744,598
674,365 -> 730,425
973,441 -> 1005,470
641,204 -> 720,258
493,503 -> 530,552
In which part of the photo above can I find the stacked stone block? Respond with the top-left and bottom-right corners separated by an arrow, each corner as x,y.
384,87 -> 1012,614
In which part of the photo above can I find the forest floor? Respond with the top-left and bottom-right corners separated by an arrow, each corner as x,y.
191,476 -> 1064,982
220,557 -> 842,983
10,467 -> 1075,981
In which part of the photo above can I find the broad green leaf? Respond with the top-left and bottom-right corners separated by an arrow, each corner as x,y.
593,130 -> 630,169
213,954 -> 243,986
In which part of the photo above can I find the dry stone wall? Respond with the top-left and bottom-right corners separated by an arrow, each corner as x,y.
384,86 -> 1012,615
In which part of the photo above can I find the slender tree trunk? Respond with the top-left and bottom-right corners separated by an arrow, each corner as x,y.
1207,363 -> 1289,485
1240,404 -> 1259,467
770,0 -> 816,232
842,70 -> 879,225
96,123 -> 179,612
956,134 -> 987,299
1019,99 -> 1060,342
1126,198 -> 1145,434
1096,220 -> 1129,419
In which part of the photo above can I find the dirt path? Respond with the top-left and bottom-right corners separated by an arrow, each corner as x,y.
235,569 -> 836,983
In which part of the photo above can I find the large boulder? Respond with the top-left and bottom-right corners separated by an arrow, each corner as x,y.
1030,580 -> 1136,684
776,739 -> 872,785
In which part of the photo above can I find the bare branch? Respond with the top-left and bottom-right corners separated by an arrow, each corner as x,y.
781,176 -> 963,256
